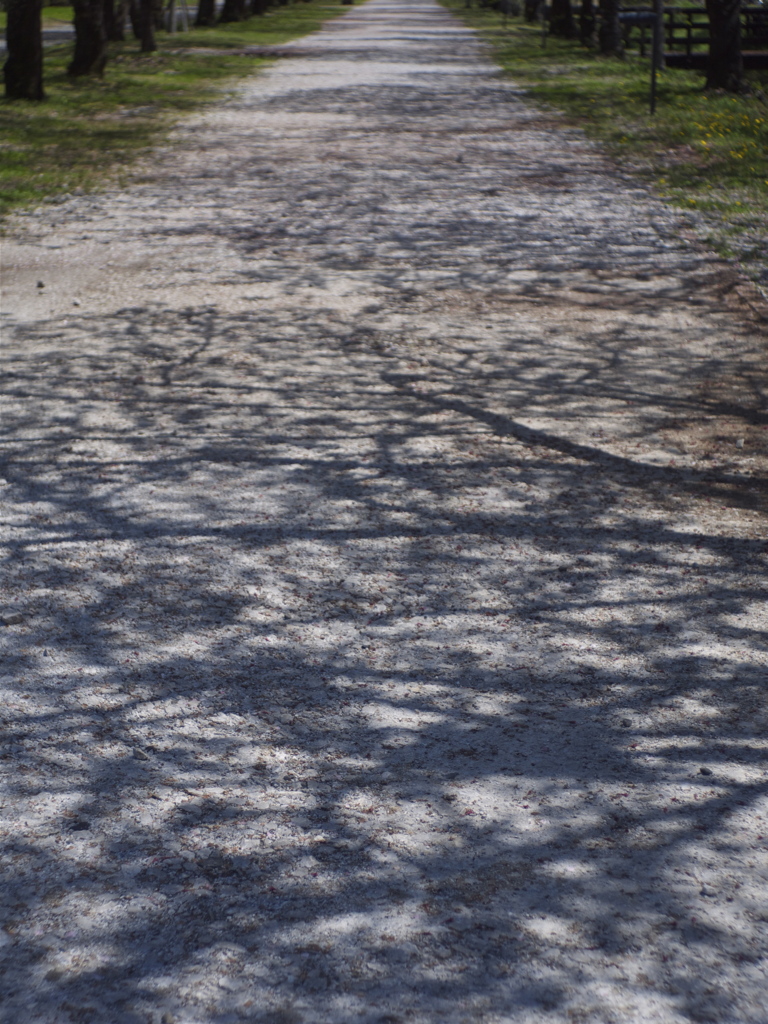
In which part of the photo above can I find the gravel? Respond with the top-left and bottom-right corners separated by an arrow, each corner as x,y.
1,0 -> 768,1021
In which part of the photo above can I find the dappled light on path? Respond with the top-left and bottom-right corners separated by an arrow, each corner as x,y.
1,2 -> 768,1022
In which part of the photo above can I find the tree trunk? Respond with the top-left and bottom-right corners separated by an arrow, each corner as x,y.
550,0 -> 575,37
705,0 -> 744,91
196,0 -> 217,24
104,0 -> 116,39
117,0 -> 129,37
598,0 -> 623,56
130,0 -> 157,50
250,0 -> 270,13
524,0 -> 538,20
104,0 -> 126,40
579,0 -> 596,44
4,0 -> 45,100
653,0 -> 665,69
69,0 -> 108,76
129,0 -> 141,37
220,0 -> 249,21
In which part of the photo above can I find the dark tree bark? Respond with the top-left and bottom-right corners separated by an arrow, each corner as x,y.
524,0 -> 538,20
196,0 -> 217,25
129,0 -> 141,37
104,0 -> 126,40
130,0 -> 156,50
4,0 -> 45,100
69,0 -> 108,76
652,0 -> 665,69
579,0 -> 596,44
142,0 -> 158,49
118,0 -> 129,36
549,0 -> 575,37
220,0 -> 249,21
104,0 -> 115,38
598,0 -> 623,55
250,0 -> 270,13
104,0 -> 116,39
705,0 -> 745,91
116,0 -> 129,38
152,0 -> 164,30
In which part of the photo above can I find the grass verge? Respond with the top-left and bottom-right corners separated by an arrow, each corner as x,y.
442,1 -> 768,292
0,7 -> 76,31
0,1 -> 349,219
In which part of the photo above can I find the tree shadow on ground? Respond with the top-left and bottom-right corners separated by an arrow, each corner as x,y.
1,295 -> 767,1024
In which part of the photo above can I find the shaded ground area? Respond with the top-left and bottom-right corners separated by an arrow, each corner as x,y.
1,1 -> 768,1022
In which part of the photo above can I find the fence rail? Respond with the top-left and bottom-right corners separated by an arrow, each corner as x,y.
622,5 -> 768,69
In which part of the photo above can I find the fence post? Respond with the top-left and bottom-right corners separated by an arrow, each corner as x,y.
650,10 -> 661,114
654,0 -> 665,69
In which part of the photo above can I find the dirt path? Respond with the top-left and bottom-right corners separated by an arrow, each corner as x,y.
2,2 -> 768,1021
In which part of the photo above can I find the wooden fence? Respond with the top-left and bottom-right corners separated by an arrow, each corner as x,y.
623,5 -> 768,69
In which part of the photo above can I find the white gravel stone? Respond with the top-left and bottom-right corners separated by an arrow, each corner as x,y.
2,1 -> 768,1022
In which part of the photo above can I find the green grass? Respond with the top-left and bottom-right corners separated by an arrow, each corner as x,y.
442,2 -> 768,284
0,6 -> 74,31
41,5 -> 74,27
0,2 -> 350,218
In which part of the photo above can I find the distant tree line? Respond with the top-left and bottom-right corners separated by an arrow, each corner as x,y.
3,0 -> 752,99
3,0 -> 313,100
469,0 -> 750,91
469,0 -> 611,47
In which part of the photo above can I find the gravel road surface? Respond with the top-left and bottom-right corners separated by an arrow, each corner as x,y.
2,1 -> 768,1022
